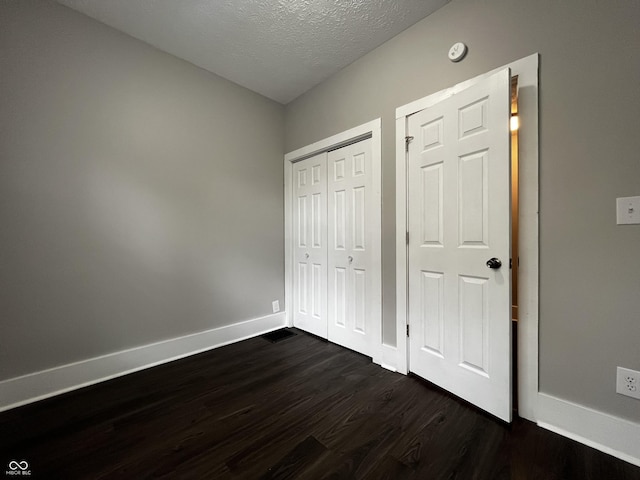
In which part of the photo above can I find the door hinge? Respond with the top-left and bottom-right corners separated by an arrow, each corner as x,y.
406,231 -> 409,245
405,135 -> 414,153
406,324 -> 410,337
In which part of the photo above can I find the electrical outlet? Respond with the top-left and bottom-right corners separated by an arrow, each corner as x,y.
616,367 -> 640,400
272,300 -> 280,313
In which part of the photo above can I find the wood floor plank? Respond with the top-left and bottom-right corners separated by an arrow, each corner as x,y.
1,330 -> 639,480
362,454 -> 415,480
258,435 -> 328,480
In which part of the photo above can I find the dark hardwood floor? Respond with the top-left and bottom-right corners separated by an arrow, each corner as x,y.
1,329 -> 639,479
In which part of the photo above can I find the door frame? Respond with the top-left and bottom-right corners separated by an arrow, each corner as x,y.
284,119 -> 383,363
395,54 -> 539,422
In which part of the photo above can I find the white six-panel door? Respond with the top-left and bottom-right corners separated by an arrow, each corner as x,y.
407,69 -> 512,421
293,153 -> 328,338
327,139 -> 374,356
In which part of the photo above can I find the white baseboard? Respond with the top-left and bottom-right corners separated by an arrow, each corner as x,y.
0,312 -> 286,413
537,392 -> 640,467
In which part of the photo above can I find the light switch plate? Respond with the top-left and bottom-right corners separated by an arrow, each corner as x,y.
616,196 -> 640,225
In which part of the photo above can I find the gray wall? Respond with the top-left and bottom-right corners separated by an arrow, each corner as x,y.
285,0 -> 640,421
0,0 -> 284,380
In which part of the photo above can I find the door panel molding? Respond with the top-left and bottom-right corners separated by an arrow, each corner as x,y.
396,54 -> 539,422
285,119 -> 382,364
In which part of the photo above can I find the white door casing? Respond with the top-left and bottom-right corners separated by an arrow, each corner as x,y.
327,139 -> 374,356
407,68 -> 512,421
396,54 -> 539,423
292,153 -> 328,338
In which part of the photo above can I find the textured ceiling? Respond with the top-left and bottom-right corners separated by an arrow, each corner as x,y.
56,0 -> 450,104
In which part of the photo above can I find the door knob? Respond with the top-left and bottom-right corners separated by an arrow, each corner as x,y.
348,256 -> 353,264
486,257 -> 502,269
305,253 -> 309,259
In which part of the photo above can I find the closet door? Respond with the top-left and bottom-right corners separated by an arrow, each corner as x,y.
327,139 -> 373,356
292,153 -> 328,338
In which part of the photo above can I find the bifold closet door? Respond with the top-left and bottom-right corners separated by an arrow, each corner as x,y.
292,153 -> 328,338
327,139 -> 374,357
